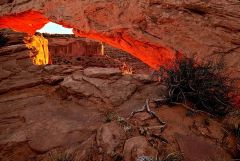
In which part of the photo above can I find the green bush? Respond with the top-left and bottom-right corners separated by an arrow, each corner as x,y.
158,57 -> 236,116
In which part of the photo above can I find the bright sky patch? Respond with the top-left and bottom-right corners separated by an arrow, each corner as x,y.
37,22 -> 73,34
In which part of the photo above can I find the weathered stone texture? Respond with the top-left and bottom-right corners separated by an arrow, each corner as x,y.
0,0 -> 239,71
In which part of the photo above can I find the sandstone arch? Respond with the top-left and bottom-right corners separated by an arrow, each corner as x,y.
0,0 -> 239,71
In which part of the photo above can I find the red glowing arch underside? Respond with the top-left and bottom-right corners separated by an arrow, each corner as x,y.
0,10 -> 177,69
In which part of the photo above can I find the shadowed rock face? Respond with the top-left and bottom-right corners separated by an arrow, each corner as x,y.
0,0 -> 240,71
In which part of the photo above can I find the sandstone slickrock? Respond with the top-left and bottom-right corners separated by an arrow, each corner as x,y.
0,0 -> 239,72
43,75 -> 64,85
0,71 -> 42,94
83,67 -> 122,78
0,30 -> 239,161
0,60 -> 238,160
61,69 -> 137,106
0,29 -> 27,46
0,44 -> 28,55
0,68 -> 11,81
60,75 -> 99,98
176,133 -> 232,161
97,122 -> 126,154
123,136 -> 158,161
132,74 -> 152,84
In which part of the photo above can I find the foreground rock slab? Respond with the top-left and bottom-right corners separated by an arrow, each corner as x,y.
123,136 -> 158,161
0,37 -> 238,160
84,67 -> 122,78
176,133 -> 232,161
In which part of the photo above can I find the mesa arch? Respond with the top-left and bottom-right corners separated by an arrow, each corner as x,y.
0,0 -> 240,71
0,10 -> 176,69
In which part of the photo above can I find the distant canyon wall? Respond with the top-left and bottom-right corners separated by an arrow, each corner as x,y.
47,37 -> 103,58
0,0 -> 239,72
0,29 -> 103,65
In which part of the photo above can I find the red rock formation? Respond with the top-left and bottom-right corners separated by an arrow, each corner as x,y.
25,34 -> 51,65
47,37 -> 103,58
74,29 -> 178,69
0,11 -> 48,35
0,10 -> 177,69
0,1 -> 239,70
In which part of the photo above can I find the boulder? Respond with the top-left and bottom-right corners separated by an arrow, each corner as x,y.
96,122 -> 125,154
123,136 -> 158,161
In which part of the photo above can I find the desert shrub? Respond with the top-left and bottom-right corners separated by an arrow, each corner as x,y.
0,33 -> 8,47
235,123 -> 240,137
162,153 -> 184,161
50,153 -> 74,161
136,153 -> 184,161
157,56 -> 237,116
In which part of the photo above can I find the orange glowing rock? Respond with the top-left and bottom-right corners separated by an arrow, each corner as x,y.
0,11 -> 48,35
25,35 -> 51,65
73,29 -> 178,69
0,11 -> 178,69
100,42 -> 104,56
120,62 -> 133,75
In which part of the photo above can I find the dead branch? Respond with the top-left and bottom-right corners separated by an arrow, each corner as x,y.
130,99 -> 166,125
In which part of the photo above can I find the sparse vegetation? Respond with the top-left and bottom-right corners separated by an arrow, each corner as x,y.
156,56 -> 237,116
50,153 -> 75,161
104,111 -> 117,123
35,32 -> 75,38
136,153 -> 184,161
161,153 -> 184,161
117,116 -> 132,132
136,156 -> 154,161
235,123 -> 240,138
104,112 -> 132,132
0,33 -> 8,47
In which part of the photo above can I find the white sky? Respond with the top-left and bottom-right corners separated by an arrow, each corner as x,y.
37,22 -> 73,34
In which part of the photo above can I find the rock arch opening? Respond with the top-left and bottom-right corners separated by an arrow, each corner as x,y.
0,10 -> 177,69
37,22 -> 73,35
0,2 -> 240,160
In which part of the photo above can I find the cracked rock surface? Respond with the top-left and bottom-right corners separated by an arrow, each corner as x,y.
0,30 -> 239,161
